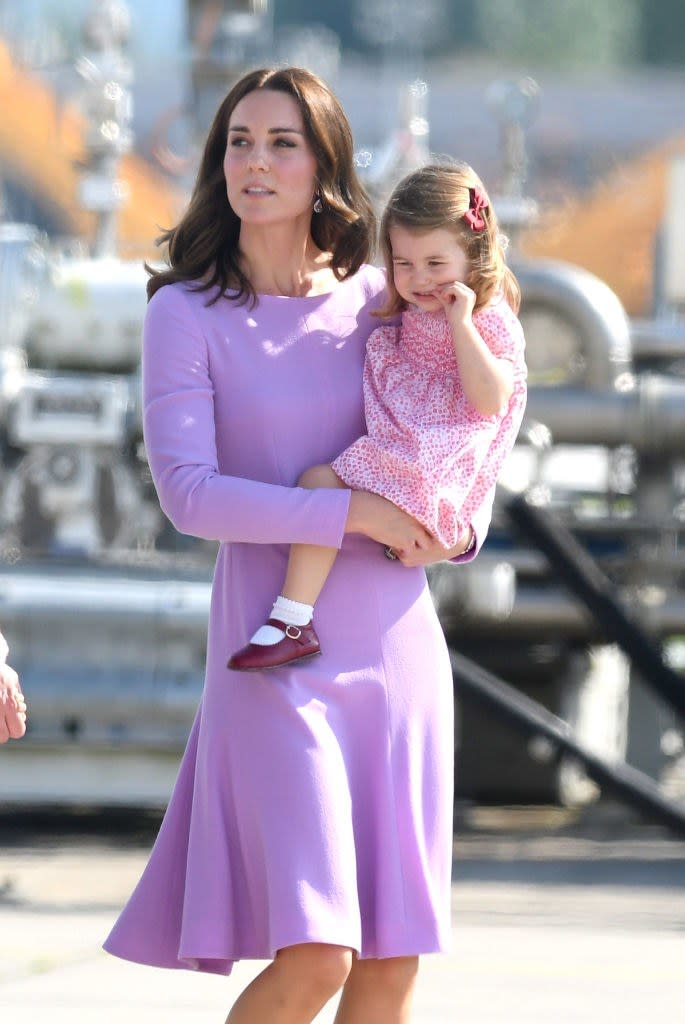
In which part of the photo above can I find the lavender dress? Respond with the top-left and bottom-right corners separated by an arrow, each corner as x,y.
104,264 -> 487,975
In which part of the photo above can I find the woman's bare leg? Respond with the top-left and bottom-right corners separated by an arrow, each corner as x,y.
333,955 -> 419,1024
226,943 -> 352,1024
282,465 -> 347,606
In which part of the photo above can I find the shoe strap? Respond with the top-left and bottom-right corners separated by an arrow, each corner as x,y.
266,617 -> 305,643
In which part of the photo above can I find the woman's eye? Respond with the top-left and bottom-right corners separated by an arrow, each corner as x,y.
274,137 -> 296,147
229,137 -> 248,147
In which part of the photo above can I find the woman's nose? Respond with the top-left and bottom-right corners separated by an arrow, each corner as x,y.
248,145 -> 269,171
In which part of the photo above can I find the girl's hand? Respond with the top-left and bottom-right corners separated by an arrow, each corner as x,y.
393,527 -> 474,568
433,281 -> 476,323
346,490 -> 434,553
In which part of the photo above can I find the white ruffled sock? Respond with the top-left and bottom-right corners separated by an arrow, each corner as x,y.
249,596 -> 314,646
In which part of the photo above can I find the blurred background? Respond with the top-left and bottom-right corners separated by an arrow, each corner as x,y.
0,3 -> 684,1021
2,0 -> 685,310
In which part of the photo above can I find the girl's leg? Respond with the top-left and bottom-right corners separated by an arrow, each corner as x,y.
226,942 -> 352,1024
282,464 -> 346,605
333,955 -> 419,1024
227,465 -> 346,670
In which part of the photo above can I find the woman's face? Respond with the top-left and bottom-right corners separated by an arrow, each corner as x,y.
389,224 -> 470,312
224,89 -> 319,227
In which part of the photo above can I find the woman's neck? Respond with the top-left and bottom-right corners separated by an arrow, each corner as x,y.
238,223 -> 335,297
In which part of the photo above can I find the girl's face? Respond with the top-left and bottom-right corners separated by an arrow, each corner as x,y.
389,224 -> 470,311
224,89 -> 319,227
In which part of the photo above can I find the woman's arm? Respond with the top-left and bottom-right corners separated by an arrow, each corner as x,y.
143,287 -> 351,548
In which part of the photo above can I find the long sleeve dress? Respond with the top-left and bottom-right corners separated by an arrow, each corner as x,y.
332,301 -> 527,548
103,264 -> 491,976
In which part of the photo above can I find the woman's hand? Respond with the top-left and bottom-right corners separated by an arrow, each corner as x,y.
346,490 -> 434,553
392,527 -> 474,568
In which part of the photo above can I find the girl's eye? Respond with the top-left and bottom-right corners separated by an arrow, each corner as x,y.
274,137 -> 297,147
229,137 -> 248,147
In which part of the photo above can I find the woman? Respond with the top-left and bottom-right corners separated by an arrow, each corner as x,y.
104,66 -> 490,1024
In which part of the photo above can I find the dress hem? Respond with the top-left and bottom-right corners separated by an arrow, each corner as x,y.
102,934 -> 453,976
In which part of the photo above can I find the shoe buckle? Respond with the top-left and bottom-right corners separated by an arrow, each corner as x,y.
285,625 -> 302,640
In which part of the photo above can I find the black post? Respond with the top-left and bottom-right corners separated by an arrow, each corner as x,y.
451,649 -> 685,836
505,493 -> 685,720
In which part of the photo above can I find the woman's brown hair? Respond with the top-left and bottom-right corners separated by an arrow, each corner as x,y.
376,161 -> 520,316
146,66 -> 376,303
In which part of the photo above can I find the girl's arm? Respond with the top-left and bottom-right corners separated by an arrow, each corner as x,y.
143,287 -> 352,548
439,283 -> 514,417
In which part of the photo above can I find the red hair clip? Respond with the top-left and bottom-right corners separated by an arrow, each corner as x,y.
463,186 -> 489,231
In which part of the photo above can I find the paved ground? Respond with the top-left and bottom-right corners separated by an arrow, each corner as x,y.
0,805 -> 683,1023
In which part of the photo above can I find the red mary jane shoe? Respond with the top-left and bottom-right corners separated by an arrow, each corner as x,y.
227,618 -> 321,672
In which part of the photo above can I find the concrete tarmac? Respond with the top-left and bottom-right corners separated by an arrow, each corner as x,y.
0,807 -> 683,1023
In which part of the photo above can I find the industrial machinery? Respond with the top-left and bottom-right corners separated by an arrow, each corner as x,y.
0,3 -> 684,817
0,1 -> 214,806
434,256 -> 685,808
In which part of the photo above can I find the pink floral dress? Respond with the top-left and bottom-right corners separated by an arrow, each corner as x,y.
331,299 -> 527,547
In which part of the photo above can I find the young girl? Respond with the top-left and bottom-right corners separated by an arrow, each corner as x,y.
228,161 -> 527,672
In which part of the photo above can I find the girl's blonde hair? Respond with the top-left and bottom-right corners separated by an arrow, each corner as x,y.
377,161 -> 520,317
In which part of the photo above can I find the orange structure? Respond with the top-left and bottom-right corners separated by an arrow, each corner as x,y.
521,137 -> 685,317
0,39 -> 184,256
2,34 -> 682,317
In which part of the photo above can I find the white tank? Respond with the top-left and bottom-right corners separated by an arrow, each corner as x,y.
27,257 -> 150,370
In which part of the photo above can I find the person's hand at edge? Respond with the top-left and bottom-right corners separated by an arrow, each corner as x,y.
0,634 -> 27,743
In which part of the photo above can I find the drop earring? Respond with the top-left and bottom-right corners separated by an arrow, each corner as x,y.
313,193 -> 323,214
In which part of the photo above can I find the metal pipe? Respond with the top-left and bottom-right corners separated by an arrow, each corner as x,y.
436,584 -> 592,636
514,260 -> 632,390
526,373 -> 685,452
0,572 -> 210,628
631,318 -> 685,362
0,567 -> 609,641
431,561 -> 685,637
445,586 -> 685,636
